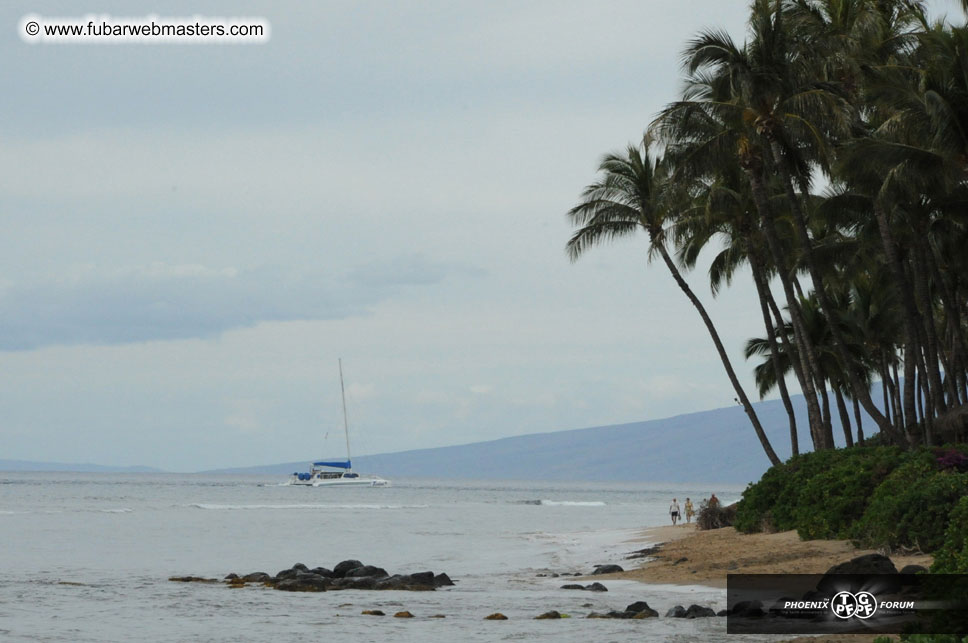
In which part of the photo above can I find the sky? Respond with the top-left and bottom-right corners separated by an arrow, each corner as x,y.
1,1 -> 962,471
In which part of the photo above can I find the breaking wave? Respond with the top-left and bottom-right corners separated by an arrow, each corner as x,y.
516,499 -> 606,507
189,503 -> 429,511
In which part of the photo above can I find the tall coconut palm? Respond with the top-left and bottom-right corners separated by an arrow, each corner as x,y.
651,18 -> 838,448
674,167 -> 803,455
566,143 -> 782,466
672,0 -> 899,441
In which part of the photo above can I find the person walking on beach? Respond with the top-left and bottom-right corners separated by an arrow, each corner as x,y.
709,493 -> 720,508
669,498 -> 680,525
684,498 -> 695,524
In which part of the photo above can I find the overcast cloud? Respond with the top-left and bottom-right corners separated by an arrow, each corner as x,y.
1,0 -> 960,470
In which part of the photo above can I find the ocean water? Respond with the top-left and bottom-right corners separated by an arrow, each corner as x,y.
1,473 -> 761,642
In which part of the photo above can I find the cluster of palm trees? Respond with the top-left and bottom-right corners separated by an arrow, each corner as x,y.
567,0 -> 968,465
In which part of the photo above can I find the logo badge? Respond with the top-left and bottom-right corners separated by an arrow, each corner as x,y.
831,591 -> 877,619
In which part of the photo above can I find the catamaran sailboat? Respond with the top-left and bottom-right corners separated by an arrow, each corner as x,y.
287,360 -> 390,487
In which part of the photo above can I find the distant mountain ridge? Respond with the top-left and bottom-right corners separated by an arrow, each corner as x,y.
3,392 -> 871,481
208,392 -> 869,484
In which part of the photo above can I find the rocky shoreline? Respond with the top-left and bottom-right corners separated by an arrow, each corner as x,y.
168,557 -> 732,621
170,559 -> 454,592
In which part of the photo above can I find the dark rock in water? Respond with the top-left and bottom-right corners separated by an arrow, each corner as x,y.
535,610 -> 562,619
361,609 -> 384,616
484,613 -> 508,620
899,564 -> 928,575
242,572 -> 272,583
275,568 -> 299,580
276,576 -> 328,592
374,575 -> 409,590
625,544 -> 662,560
373,574 -> 435,591
684,604 -> 717,618
434,573 -> 454,587
824,553 -> 898,576
606,610 -> 633,619
346,565 -> 389,578
717,609 -> 728,616
586,612 -> 609,619
626,601 -> 653,613
334,576 -> 378,590
626,601 -> 658,617
590,564 -> 624,575
186,563 -> 454,593
561,582 -> 607,591
394,611 -> 414,618
408,571 -> 436,586
666,605 -> 687,618
333,559 -> 365,578
430,614 -> 446,618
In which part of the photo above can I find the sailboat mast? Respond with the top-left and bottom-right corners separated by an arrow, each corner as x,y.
338,358 -> 352,471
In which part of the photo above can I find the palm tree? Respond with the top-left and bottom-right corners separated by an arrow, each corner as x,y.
672,0 -> 900,440
674,166 -> 803,455
650,17 -> 836,448
566,143 -> 782,466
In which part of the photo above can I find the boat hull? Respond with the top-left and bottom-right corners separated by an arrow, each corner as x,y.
287,476 -> 390,487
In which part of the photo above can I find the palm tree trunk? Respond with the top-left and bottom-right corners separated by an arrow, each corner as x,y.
892,357 -> 905,430
746,167 -> 828,450
834,387 -> 854,447
650,234 -> 782,466
911,238 -> 947,416
748,243 -> 799,455
768,141 -> 897,441
820,379 -> 833,447
852,395 -> 864,445
873,202 -> 921,444
879,356 -> 892,428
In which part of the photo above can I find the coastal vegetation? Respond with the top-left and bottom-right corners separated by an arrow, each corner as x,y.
733,444 -> 968,570
567,0 -> 968,465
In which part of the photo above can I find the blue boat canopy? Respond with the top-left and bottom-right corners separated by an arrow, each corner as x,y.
313,460 -> 351,469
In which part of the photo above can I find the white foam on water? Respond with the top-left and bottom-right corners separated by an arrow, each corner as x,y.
188,503 -> 429,510
537,499 -> 606,507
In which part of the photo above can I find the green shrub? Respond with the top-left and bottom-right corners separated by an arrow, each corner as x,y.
852,464 -> 968,552
734,461 -> 793,533
931,496 -> 968,574
734,446 -> 906,536
793,446 -> 908,540
735,445 -> 968,552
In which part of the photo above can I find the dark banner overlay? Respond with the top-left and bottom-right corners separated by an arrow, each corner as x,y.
727,574 -> 968,635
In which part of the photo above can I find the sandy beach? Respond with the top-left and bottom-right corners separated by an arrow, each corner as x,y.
593,523 -> 933,589
585,523 -> 936,643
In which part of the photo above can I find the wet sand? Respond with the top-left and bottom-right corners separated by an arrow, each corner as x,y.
586,523 -> 933,643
